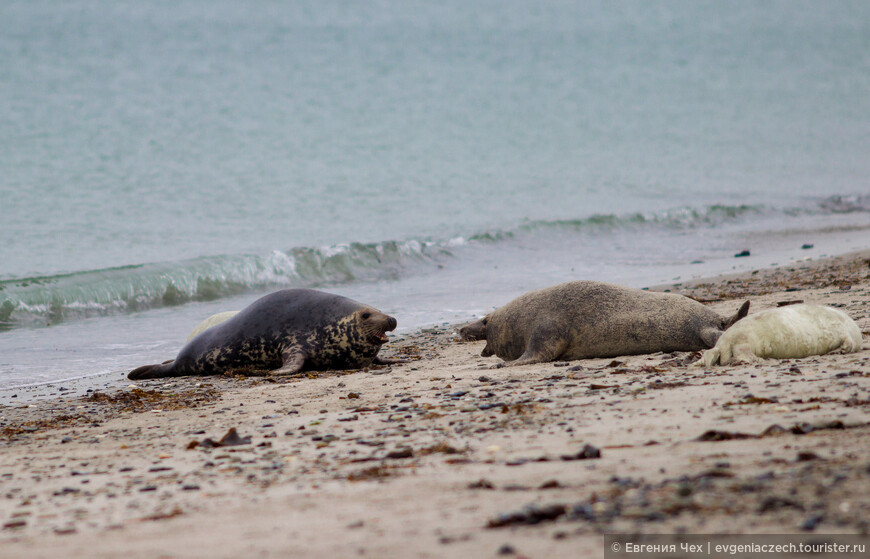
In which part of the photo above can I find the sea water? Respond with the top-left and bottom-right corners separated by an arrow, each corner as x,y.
2,1 -> 869,391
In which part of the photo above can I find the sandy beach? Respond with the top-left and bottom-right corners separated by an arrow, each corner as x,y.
2,251 -> 870,559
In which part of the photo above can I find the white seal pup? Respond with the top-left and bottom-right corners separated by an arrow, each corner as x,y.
459,281 -> 749,367
187,311 -> 239,341
696,304 -> 863,367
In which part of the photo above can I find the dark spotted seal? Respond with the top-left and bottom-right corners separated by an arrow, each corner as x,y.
459,281 -> 749,366
128,289 -> 398,379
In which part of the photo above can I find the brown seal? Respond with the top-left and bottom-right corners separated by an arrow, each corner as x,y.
128,289 -> 398,379
460,281 -> 748,366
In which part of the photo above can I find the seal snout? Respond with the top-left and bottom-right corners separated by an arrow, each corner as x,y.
362,310 -> 397,345
459,317 -> 488,342
377,315 -> 397,343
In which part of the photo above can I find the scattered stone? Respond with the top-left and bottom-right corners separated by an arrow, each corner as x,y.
468,479 -> 496,490
696,430 -> 754,442
189,427 -> 252,449
801,514 -> 824,531
385,448 -> 414,460
560,444 -> 601,461
797,451 -> 822,462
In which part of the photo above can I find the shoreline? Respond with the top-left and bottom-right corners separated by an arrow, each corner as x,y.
1,250 -> 870,558
4,248 -> 869,406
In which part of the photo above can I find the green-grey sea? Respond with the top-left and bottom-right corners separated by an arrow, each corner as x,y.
2,0 -> 869,389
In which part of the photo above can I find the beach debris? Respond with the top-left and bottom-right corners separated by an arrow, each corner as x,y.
2,519 -> 27,530
85,386 -> 220,413
796,451 -> 822,462
734,250 -> 751,257
696,429 -> 755,441
487,504 -> 567,528
347,465 -> 398,481
801,244 -> 814,250
560,444 -> 601,461
418,442 -> 465,456
468,478 -> 496,490
758,496 -> 805,513
588,384 -> 617,391
1,413 -> 90,439
187,427 -> 251,449
647,380 -> 688,390
658,352 -> 701,367
801,514 -> 824,531
385,447 -> 414,459
137,507 -> 184,522
696,420 -> 853,442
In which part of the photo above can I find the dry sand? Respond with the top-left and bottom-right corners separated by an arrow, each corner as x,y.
2,251 -> 870,558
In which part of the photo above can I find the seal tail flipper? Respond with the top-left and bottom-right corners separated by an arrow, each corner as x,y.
724,300 -> 750,329
128,361 -> 176,380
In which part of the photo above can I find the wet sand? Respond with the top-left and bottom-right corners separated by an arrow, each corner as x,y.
2,251 -> 870,558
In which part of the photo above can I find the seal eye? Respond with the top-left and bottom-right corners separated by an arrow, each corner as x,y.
362,312 -> 371,320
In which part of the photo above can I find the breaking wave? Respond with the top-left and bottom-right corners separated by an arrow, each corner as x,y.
2,195 -> 866,330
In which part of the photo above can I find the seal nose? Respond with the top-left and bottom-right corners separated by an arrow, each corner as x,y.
387,316 -> 397,331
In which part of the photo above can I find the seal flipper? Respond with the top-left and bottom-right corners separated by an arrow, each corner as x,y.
724,301 -> 750,329
373,356 -> 408,365
128,361 -> 177,380
271,348 -> 307,376
505,322 -> 568,367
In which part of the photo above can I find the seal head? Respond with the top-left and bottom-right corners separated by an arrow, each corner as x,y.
459,317 -> 488,342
